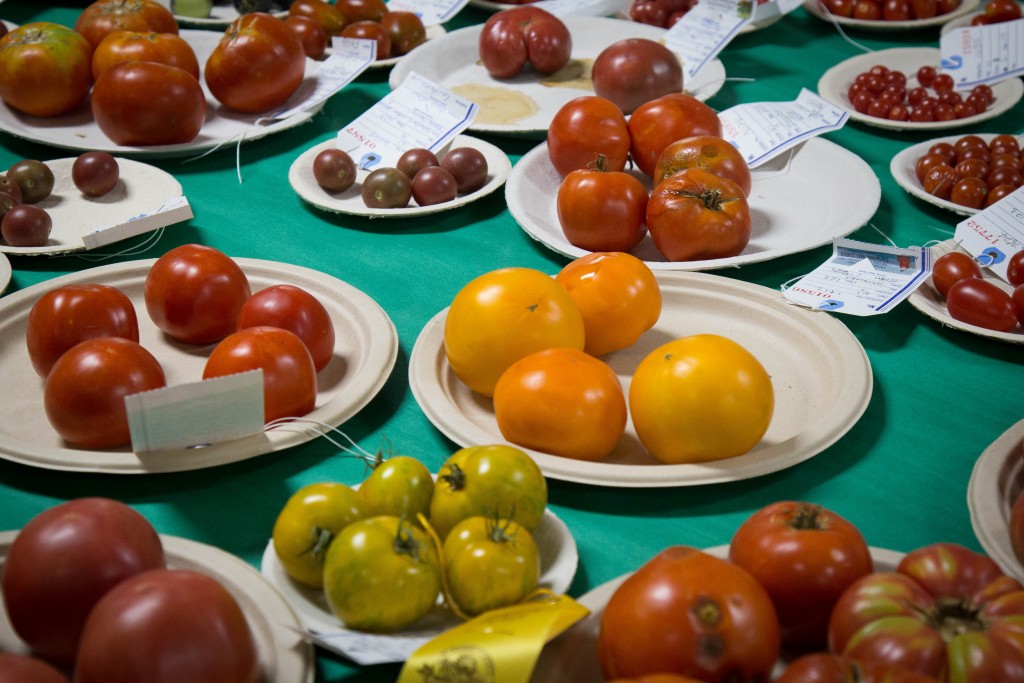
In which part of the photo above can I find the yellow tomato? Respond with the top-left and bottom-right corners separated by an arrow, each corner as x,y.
493,347 -> 627,461
443,267 -> 585,397
628,334 -> 774,464
555,252 -> 662,357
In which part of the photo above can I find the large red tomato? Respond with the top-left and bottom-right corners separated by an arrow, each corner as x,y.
0,22 -> 94,117
592,38 -> 683,114
829,542 -> 1024,681
91,30 -> 199,79
91,61 -> 205,146
628,93 -> 723,177
478,6 -> 572,78
236,284 -> 336,372
75,569 -> 260,683
0,653 -> 70,683
547,95 -> 631,177
44,337 -> 167,449
75,0 -> 178,48
144,243 -> 252,345
654,135 -> 752,196
598,546 -> 780,682
1,498 -> 165,666
203,326 -> 317,423
728,501 -> 873,648
204,12 -> 306,114
556,162 -> 648,253
776,653 -> 942,683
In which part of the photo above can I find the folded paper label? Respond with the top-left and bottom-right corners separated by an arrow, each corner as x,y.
953,183 -> 1024,283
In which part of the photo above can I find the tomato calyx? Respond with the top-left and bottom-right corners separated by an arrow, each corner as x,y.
920,596 -> 987,640
299,525 -> 334,563
437,462 -> 467,493
96,0 -> 146,18
485,516 -> 521,545
678,187 -> 734,211
392,517 -> 426,563
786,503 -> 830,531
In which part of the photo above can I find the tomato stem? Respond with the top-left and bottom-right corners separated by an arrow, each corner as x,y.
437,463 -> 466,492
678,187 -> 732,211
299,525 -> 334,562
788,504 -> 827,531
926,597 -> 986,639
392,517 -> 423,563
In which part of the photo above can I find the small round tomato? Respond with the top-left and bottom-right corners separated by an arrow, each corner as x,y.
555,252 -> 661,357
72,151 -> 120,197
396,147 -> 438,179
776,653 -> 942,683
628,93 -> 722,178
313,147 -> 357,192
335,0 -> 388,22
203,326 -> 317,423
289,0 -> 348,36
271,482 -> 364,588
26,283 -> 139,378
547,96 -> 631,177
945,277 -> 1018,332
0,22 -> 94,118
285,15 -> 327,60
931,250 -> 982,298
441,146 -> 489,194
236,284 -> 335,372
592,38 -> 683,114
428,444 -> 548,540
1,204 -> 51,247
358,454 -> 435,520
0,653 -> 70,683
7,159 -> 54,204
598,546 -> 780,682
341,20 -> 391,59
380,11 -> 426,55
444,517 -> 540,616
653,135 -> 752,197
1006,248 -> 1024,287
493,347 -> 627,461
74,0 -> 179,48
44,337 -> 167,449
91,30 -> 199,80
556,161 -> 649,253
608,676 -> 707,683
443,267 -> 585,397
361,167 -> 412,208
411,165 -> 458,206
323,516 -> 442,632
629,334 -> 773,464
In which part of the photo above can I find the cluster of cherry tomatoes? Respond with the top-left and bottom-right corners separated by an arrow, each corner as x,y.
915,134 -> 1023,209
286,0 -> 427,61
627,0 -> 700,29
848,64 -> 993,123
819,0 -> 960,19
931,247 -> 1023,333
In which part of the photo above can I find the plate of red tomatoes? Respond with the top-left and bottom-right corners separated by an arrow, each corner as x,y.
941,0 -> 1024,30
0,256 -> 398,473
968,417 -> 1024,583
803,0 -> 979,29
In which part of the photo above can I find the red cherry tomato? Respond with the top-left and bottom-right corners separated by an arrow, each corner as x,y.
1007,249 -> 1024,286
380,11 -> 426,56
945,277 -> 1018,332
285,15 -> 327,60
592,38 -> 683,115
236,284 -> 335,372
341,20 -> 391,60
931,250 -> 982,298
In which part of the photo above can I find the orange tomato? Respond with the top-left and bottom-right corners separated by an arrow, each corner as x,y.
443,267 -> 585,397
493,347 -> 626,461
91,30 -> 199,80
555,252 -> 661,357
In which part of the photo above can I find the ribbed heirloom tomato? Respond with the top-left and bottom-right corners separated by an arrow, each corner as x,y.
654,135 -> 752,196
0,22 -> 94,117
74,0 -> 178,48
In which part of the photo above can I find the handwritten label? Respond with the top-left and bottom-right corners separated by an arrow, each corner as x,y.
262,38 -> 376,122
531,0 -> 632,16
783,239 -> 931,315
337,71 -> 477,170
664,0 -> 753,78
718,88 -> 847,167
939,19 -> 1024,88
82,196 -> 192,250
387,0 -> 469,25
953,183 -> 1024,282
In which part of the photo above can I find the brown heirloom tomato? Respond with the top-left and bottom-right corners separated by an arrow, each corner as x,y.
654,135 -> 752,196
381,11 -> 427,55
341,19 -> 391,60
592,38 -> 683,114
0,22 -> 94,118
75,0 -> 178,48
289,0 -> 348,36
285,15 -> 328,60
931,250 -> 981,298
776,653 -> 942,683
556,159 -> 648,253
945,277 -> 1018,332
478,6 -> 572,78
547,95 -> 631,177
91,30 -> 199,80
628,93 -> 723,178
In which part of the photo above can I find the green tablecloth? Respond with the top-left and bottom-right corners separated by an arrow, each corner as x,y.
0,2 -> 1022,680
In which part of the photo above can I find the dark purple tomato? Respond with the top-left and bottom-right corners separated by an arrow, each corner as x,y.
412,165 -> 458,206
313,148 -> 357,193
1,204 -> 52,247
361,167 -> 412,208
396,147 -> 439,180
72,152 -> 120,197
6,159 -> 54,203
441,147 -> 488,194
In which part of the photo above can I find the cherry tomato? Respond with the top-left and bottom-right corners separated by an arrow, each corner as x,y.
7,159 -> 54,204
592,38 -> 683,114
983,0 -> 1022,21
236,284 -> 335,372
380,11 -> 426,55
313,147 -> 356,192
478,6 -> 572,78
91,30 -> 199,80
444,516 -> 540,616
653,135 -> 752,196
987,183 -> 1017,206
945,277 -> 1018,331
1015,284 -> 1024,324
285,15 -> 327,60
629,334 -> 774,463
1,498 -> 165,666
598,546 -> 781,682
0,653 -> 69,683
915,152 -> 951,182
950,176 -> 989,209
361,167 -> 412,208
72,152 -> 120,197
358,454 -> 435,520
1,204 -> 51,247
556,161 -> 648,253
547,95 -> 630,177
144,243 -> 252,345
628,93 -> 723,177
922,163 -> 958,199
1006,249 -> 1024,286
341,20 -> 391,60
411,165 -> 458,206
335,0 -> 388,22
931,250 -> 981,298
631,0 -> 669,25
289,0 -> 348,36
441,146 -> 489,193
75,0 -> 178,48
396,147 -> 438,179
776,653 -> 942,683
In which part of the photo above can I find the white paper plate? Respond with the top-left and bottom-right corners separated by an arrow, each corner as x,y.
153,0 -> 288,28
260,507 -> 578,648
409,271 -> 873,487
907,239 -> 1023,344
941,1 -> 1024,32
508,137 -> 880,270
389,17 -> 726,136
803,0 -> 980,29
0,29 -> 321,157
0,258 -> 398,473
0,531 -> 314,683
817,47 -> 1024,131
289,134 -> 511,218
0,157 -> 184,256
968,418 -> 1024,582
530,545 -> 904,682
0,252 -> 10,295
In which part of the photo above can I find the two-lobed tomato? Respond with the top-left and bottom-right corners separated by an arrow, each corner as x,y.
478,6 -> 571,79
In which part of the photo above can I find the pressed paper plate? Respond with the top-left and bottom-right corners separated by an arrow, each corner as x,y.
817,47 -> 1023,131
508,137 -> 880,270
968,418 -> 1024,582
0,258 -> 398,473
0,253 -> 10,295
260,507 -> 578,643
908,239 -> 1024,343
0,30 -> 321,157
803,0 -> 980,30
942,2 -> 1024,32
0,532 -> 314,683
0,157 -> 184,256
289,134 -> 511,218
388,17 -> 726,136
409,271 -> 873,487
529,545 -> 904,681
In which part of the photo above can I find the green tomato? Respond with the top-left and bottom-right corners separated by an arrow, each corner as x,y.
271,482 -> 364,589
358,454 -> 434,521
443,516 -> 541,617
429,445 -> 548,540
323,515 -> 442,633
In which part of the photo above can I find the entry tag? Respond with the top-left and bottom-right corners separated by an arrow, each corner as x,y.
939,19 -> 1024,88
262,38 -> 376,122
387,0 -> 469,25
82,196 -> 192,250
782,239 -> 931,315
337,71 -> 478,171
530,0 -> 632,16
953,184 -> 1024,283
718,88 -> 847,168
125,370 -> 264,453
664,0 -> 752,79
752,0 -> 804,20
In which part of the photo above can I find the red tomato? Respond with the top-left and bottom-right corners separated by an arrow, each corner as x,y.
653,135 -> 752,196
91,30 -> 199,80
335,0 -> 388,22
592,38 -> 683,115
931,250 -> 982,298
1015,284 -> 1024,323
203,326 -> 317,423
1007,249 -> 1024,287
728,501 -> 873,648
598,546 -> 780,682
556,162 -> 648,253
0,653 -> 70,683
628,93 -> 723,177
1,498 -> 165,666
285,15 -> 327,60
341,19 -> 391,60
646,168 -> 751,261
204,12 -> 306,114
91,61 -> 206,146
144,243 -> 252,345
75,0 -> 178,48
75,569 -> 259,683
236,284 -> 335,372
26,283 -> 139,378
829,542 -> 1024,681
945,277 -> 1018,332
380,11 -> 426,56
776,653 -> 942,683
0,22 -> 94,118
547,95 -> 631,177
44,337 -> 166,449
289,0 -> 348,36
478,6 -> 571,78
